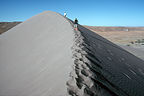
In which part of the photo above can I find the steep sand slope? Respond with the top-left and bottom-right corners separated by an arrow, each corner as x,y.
0,11 -> 74,96
67,24 -> 144,96
0,11 -> 144,96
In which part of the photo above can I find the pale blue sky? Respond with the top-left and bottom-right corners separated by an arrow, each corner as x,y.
0,0 -> 144,26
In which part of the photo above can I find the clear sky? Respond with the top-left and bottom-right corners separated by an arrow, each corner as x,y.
1,0 -> 144,26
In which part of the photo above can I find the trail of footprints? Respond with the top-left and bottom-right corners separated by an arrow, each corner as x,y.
67,30 -> 101,96
67,30 -> 124,96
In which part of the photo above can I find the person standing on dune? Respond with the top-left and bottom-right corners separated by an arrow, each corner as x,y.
64,12 -> 67,17
74,18 -> 78,31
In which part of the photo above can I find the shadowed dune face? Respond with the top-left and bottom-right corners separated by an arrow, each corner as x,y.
66,24 -> 144,96
0,11 -> 144,96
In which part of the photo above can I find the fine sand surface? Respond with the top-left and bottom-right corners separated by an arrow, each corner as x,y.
0,11 -> 74,96
0,11 -> 144,96
68,25 -> 144,96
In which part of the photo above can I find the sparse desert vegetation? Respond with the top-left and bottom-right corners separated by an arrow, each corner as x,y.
128,39 -> 144,46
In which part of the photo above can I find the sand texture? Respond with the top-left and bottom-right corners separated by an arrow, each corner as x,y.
0,11 -> 74,96
0,11 -> 144,96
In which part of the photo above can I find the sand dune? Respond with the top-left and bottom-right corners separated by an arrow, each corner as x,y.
0,11 -> 144,96
69,25 -> 144,96
0,11 -> 74,96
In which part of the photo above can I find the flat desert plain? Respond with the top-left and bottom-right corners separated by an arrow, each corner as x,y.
85,26 -> 144,60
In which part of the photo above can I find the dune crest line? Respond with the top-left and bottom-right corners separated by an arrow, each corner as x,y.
67,29 -> 124,96
67,20 -> 144,96
0,11 -> 144,96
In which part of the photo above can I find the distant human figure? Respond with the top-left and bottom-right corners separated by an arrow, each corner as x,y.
74,18 -> 78,31
64,12 -> 67,17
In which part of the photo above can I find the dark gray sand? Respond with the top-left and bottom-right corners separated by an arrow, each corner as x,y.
67,24 -> 144,96
0,11 -> 144,96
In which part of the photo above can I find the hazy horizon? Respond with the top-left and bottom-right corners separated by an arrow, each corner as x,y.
1,21 -> 144,27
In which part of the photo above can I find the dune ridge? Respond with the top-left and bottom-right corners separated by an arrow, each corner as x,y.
0,11 -> 144,96
67,21 -> 144,96
0,11 -> 74,96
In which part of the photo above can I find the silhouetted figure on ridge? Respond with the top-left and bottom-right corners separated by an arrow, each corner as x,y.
64,12 -> 67,17
74,18 -> 78,31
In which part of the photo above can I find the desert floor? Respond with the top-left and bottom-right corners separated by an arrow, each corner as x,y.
85,26 -> 144,60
